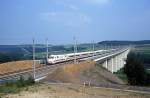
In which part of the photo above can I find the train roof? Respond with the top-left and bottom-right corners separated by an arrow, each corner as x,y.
49,49 -> 106,57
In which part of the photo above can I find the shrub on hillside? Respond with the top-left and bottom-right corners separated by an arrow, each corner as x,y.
0,76 -> 35,94
124,52 -> 144,85
124,51 -> 150,86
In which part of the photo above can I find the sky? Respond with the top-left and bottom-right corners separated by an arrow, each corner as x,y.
0,0 -> 150,45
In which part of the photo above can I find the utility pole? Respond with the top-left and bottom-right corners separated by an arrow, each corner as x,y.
32,38 -> 36,80
104,44 -> 107,55
111,44 -> 113,52
46,38 -> 49,62
73,36 -> 77,64
92,40 -> 95,60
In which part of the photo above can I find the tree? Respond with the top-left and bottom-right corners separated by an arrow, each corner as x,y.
124,51 -> 146,85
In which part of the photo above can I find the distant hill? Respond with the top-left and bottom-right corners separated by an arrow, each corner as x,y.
98,40 -> 150,45
0,45 -> 33,63
0,44 -> 88,63
0,40 -> 150,63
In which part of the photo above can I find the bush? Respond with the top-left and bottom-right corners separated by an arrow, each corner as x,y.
25,76 -> 35,85
124,51 -> 150,86
16,76 -> 35,87
0,76 -> 35,94
16,76 -> 25,87
114,68 -> 128,83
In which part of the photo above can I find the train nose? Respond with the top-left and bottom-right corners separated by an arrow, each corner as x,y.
47,60 -> 53,64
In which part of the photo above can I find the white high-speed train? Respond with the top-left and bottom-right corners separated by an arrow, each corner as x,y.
47,50 -> 107,64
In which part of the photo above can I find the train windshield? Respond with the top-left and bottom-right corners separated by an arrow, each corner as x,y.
49,56 -> 54,59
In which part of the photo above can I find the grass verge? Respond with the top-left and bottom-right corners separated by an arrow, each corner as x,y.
114,68 -> 128,83
0,76 -> 35,97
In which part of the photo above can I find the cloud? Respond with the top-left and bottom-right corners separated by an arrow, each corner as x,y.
68,4 -> 79,11
84,0 -> 111,5
40,11 -> 91,27
54,0 -> 79,11
46,12 -> 57,16
80,14 -> 91,23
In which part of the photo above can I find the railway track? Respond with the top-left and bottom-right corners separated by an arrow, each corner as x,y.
0,61 -> 74,82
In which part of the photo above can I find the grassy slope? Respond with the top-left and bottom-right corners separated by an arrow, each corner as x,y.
114,68 -> 128,83
3,83 -> 150,98
44,61 -> 124,85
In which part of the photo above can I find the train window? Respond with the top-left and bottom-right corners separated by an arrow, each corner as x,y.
49,56 -> 54,59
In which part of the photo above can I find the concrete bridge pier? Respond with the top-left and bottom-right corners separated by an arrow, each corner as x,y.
111,56 -> 119,73
110,51 -> 127,73
117,55 -> 121,72
104,59 -> 108,69
113,56 -> 118,73
118,54 -> 122,70
111,58 -> 114,73
101,55 -> 123,73
106,58 -> 113,73
118,53 -> 123,70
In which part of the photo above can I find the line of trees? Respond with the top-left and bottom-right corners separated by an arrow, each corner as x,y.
98,40 -> 150,45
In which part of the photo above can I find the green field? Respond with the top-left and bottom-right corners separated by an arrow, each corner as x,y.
114,68 -> 128,83
134,45 -> 150,54
133,45 -> 150,66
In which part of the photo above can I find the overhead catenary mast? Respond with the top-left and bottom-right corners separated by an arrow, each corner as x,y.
46,38 -> 49,61
32,38 -> 36,80
73,36 -> 78,64
92,40 -> 95,60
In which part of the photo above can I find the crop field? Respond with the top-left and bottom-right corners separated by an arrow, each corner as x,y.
133,45 -> 150,65
0,60 -> 43,75
134,45 -> 150,54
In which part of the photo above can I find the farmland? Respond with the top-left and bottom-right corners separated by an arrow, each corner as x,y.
133,45 -> 150,71
0,60 -> 42,75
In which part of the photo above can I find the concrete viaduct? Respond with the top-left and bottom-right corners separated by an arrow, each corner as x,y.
94,48 -> 130,73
